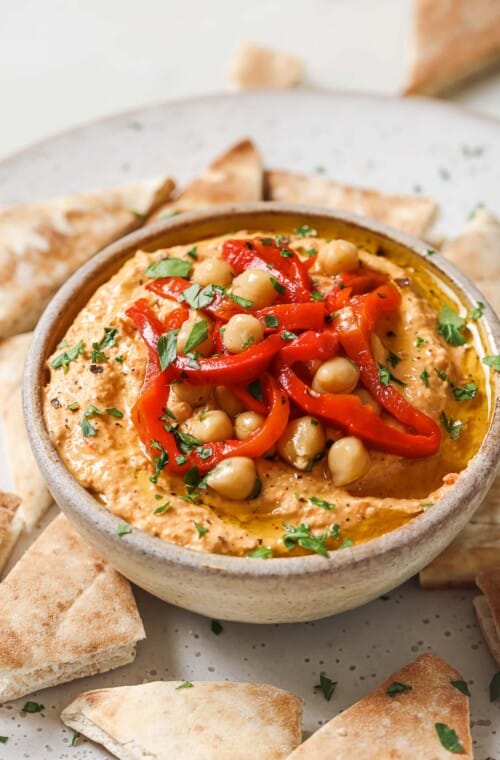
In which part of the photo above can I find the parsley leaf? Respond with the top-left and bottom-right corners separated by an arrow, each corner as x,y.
71,731 -> 82,747
210,619 -> 223,635
387,681 -> 412,698
194,521 -> 208,538
270,276 -> 285,295
184,320 -> 208,354
149,440 -> 169,483
490,671 -> 500,702
186,246 -> 198,260
311,290 -> 325,302
315,674 -> 337,701
469,301 -> 485,320
452,382 -> 478,401
231,293 -> 254,308
81,417 -> 96,437
106,407 -> 124,418
281,330 -> 297,341
441,412 -> 464,440
116,523 -> 132,537
0,736 -> 8,743
264,314 -> 279,328
176,681 -> 194,690
247,379 -> 263,402
420,369 -> 430,387
22,701 -> 44,713
450,680 -> 471,697
154,501 -> 171,514
294,225 -> 317,238
387,351 -> 401,367
145,258 -> 191,279
280,248 -> 293,258
339,538 -> 354,549
91,326 -> 119,363
437,305 -> 467,346
309,496 -> 335,511
51,339 -> 85,373
247,546 -> 273,559
435,723 -> 464,753
282,523 -> 330,557
415,336 -> 425,348
180,283 -> 215,309
483,354 -> 500,371
157,329 -> 179,371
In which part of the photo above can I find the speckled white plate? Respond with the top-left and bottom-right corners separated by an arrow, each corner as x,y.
0,90 -> 499,759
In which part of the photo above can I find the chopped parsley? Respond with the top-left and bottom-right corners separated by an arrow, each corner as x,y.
435,723 -> 464,753
106,407 -> 124,418
339,538 -> 354,549
231,293 -> 254,309
67,401 -> 80,411
91,326 -> 119,363
260,237 -> 273,246
452,382 -> 478,401
247,546 -> 273,559
51,339 -> 85,373
0,736 -> 7,743
154,501 -> 171,514
115,355 -> 125,363
242,336 -> 256,350
330,523 -> 341,539
22,701 -> 44,713
194,522 -> 208,538
81,405 -> 102,438
379,364 -> 405,387
280,248 -> 293,258
387,681 -> 412,698
437,305 -> 467,346
180,283 -> 216,309
469,301 -> 485,320
420,369 -> 430,387
483,354 -> 500,371
294,225 -> 317,238
426,248 -> 436,256
270,277 -> 286,295
186,246 -> 198,260
247,379 -> 263,402
282,523 -> 330,557
441,412 -> 463,440
281,330 -> 297,341
71,731 -> 82,746
415,336 -> 425,348
184,320 -> 208,353
157,329 -> 179,371
149,440 -> 169,483
315,674 -> 337,701
387,350 -> 401,368
264,314 -> 279,328
210,619 -> 223,635
310,290 -> 325,302
309,496 -> 335,511
176,681 -> 194,690
145,257 -> 191,279
116,523 -> 132,537
176,455 -> 188,465
490,671 -> 500,702
305,247 -> 317,257
450,680 -> 471,697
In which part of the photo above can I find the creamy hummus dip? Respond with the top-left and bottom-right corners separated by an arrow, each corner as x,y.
44,227 -> 488,557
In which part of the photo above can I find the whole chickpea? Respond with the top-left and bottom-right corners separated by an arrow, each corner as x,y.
215,386 -> 245,417
328,436 -> 371,486
190,410 -> 234,443
234,411 -> 265,440
173,383 -> 212,407
231,268 -> 278,308
206,457 -> 259,500
312,357 -> 360,394
192,257 -> 234,287
177,311 -> 214,356
278,416 -> 326,471
317,239 -> 359,276
222,314 -> 264,354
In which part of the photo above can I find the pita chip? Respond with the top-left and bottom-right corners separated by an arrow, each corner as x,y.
265,170 -> 437,237
0,331 -> 32,406
61,680 -> 302,760
229,42 -> 303,90
0,513 -> 145,703
288,653 -> 472,759
0,176 -> 174,339
0,492 -> 22,574
474,569 -> 500,666
442,207 -> 500,315
149,140 -> 263,220
405,0 -> 500,95
420,522 -> 500,588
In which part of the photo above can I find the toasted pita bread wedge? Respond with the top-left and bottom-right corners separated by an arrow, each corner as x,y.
288,653 -> 472,759
0,492 -> 22,574
265,170 -> 437,237
442,207 -> 500,315
0,513 -> 145,703
474,569 -> 500,666
149,140 -> 262,220
0,332 -> 32,407
61,680 -> 302,760
229,43 -> 303,90
420,522 -> 500,588
0,176 -> 174,339
405,0 -> 500,95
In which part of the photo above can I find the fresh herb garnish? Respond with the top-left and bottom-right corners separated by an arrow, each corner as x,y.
415,336 -> 425,348
116,523 -> 132,537
149,440 -> 169,483
91,326 -> 119,363
270,276 -> 285,295
67,401 -> 80,411
145,258 -> 191,279
452,382 -> 478,401
157,329 -> 179,371
211,619 -> 223,635
81,417 -> 96,437
71,731 -> 82,747
0,736 -> 8,743
260,237 -> 273,246
115,355 -> 125,363
51,339 -> 85,373
435,723 -> 464,753
483,355 -> 500,371
315,674 -> 337,701
231,293 -> 254,308
184,320 -> 208,354
176,681 -> 194,690
309,496 -> 335,511
280,248 -> 293,258
420,369 -> 430,387
339,538 -> 354,549
154,501 -> 171,514
387,681 -> 412,698
247,546 -> 273,559
247,379 -> 263,402
305,247 -> 317,257
264,314 -> 279,328
387,351 -> 401,368
194,521 -> 208,538
281,330 -> 297,341
180,283 -> 216,309
469,301 -> 485,320
294,225 -> 317,238
176,455 -> 188,465
311,290 -> 325,302
490,671 -> 500,702
22,702 -> 44,713
106,407 -> 124,418
441,412 -> 463,440
379,365 -> 405,387
242,336 -> 255,350
450,680 -> 471,696
282,523 -> 330,557
426,248 -> 436,256
331,523 -> 341,539
437,305 -> 467,346
186,246 -> 198,260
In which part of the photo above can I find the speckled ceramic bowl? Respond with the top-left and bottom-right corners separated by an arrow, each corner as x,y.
24,204 -> 500,623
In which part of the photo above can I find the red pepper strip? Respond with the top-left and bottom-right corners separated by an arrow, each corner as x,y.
171,333 -> 286,386
222,238 -> 312,302
254,302 -> 326,332
229,384 -> 269,415
146,276 -> 191,301
337,268 -> 387,295
188,373 -> 289,471
325,284 -> 353,314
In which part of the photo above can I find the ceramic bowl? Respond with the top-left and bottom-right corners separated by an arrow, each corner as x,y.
24,204 -> 500,623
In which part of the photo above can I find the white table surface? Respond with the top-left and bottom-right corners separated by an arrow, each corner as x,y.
1,0 -> 499,162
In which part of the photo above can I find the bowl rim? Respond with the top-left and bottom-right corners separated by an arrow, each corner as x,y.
24,202 -> 500,579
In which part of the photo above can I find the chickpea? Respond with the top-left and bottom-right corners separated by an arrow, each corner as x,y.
222,314 -> 264,354
317,239 -> 359,276
312,357 -> 360,394
354,388 -> 381,415
190,410 -> 234,443
192,257 -> 234,287
165,399 -> 192,424
278,416 -> 326,471
206,457 -> 258,500
234,411 -> 265,440
173,383 -> 212,407
215,386 -> 245,417
328,436 -> 371,486
231,268 -> 277,308
177,311 -> 214,356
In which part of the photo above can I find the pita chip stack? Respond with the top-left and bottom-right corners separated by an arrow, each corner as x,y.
474,569 -> 500,666
405,0 -> 500,95
61,680 -> 303,760
265,170 -> 437,237
0,491 -> 22,573
229,43 -> 303,90
149,139 -> 263,220
0,331 -> 32,406
0,176 -> 174,339
288,653 -> 472,759
0,513 -> 145,703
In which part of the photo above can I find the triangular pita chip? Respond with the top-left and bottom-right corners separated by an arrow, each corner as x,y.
288,653 -> 472,759
0,513 -> 145,703
61,680 -> 303,760
405,0 -> 500,95
0,176 -> 174,339
229,43 -> 303,90
0,331 -> 32,407
0,492 -> 22,574
474,569 -> 500,666
149,140 -> 263,220
420,522 -> 500,588
442,207 -> 500,315
265,170 -> 437,237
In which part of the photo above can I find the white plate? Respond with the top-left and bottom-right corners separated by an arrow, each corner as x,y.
0,90 -> 499,759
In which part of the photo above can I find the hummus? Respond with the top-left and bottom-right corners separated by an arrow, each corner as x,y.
44,228 -> 488,557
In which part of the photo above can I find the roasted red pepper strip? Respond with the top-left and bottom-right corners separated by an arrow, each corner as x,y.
222,238 -> 312,302
254,302 -> 326,332
145,276 -> 191,302
228,384 -> 269,415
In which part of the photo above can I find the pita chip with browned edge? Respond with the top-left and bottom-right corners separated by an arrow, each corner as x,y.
0,176 -> 174,339
265,170 -> 437,238
0,491 -> 22,574
229,43 -> 303,90
0,331 -> 32,407
61,680 -> 303,760
405,0 -> 500,95
474,569 -> 500,666
148,139 -> 263,220
0,513 -> 145,703
287,653 -> 472,759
